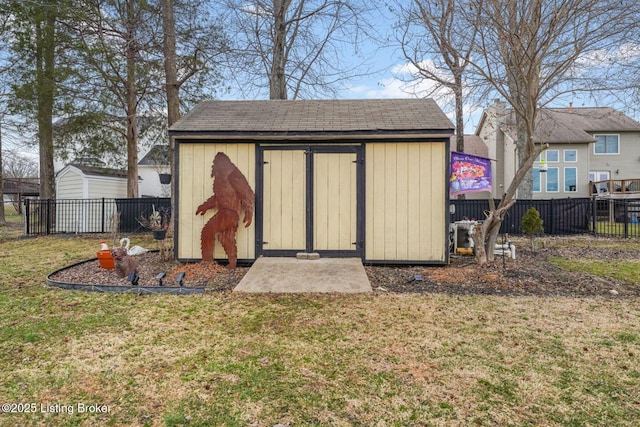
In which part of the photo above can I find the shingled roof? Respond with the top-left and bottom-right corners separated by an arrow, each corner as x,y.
63,163 -> 128,179
139,145 -> 169,166
169,99 -> 454,138
501,107 -> 640,144
450,135 -> 489,158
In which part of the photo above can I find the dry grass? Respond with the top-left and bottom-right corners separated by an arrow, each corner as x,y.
1,234 -> 639,426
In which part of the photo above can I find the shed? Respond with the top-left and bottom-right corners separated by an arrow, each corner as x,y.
55,163 -> 129,232
169,99 -> 454,265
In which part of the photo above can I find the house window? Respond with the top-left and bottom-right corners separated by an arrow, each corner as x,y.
546,150 -> 559,162
532,168 -> 541,192
564,150 -> 577,162
546,168 -> 559,192
565,167 -> 577,192
594,134 -> 619,154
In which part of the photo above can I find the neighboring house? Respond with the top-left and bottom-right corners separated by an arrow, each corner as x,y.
478,101 -> 640,199
169,99 -> 454,266
138,144 -> 171,197
450,134 -> 489,158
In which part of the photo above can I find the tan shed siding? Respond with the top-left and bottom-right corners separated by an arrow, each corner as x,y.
366,142 -> 446,262
263,150 -> 306,250
178,143 -> 255,260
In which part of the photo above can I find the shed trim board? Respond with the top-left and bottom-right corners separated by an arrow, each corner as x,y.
169,131 -> 455,140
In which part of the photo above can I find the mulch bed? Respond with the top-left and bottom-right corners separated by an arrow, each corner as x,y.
48,240 -> 640,297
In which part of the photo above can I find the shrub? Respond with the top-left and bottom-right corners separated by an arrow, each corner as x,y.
521,207 -> 544,250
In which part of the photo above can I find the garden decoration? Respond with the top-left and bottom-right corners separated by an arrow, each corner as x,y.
111,246 -> 139,279
196,152 -> 255,269
119,237 -> 148,255
138,206 -> 170,240
97,241 -> 114,269
450,151 -> 492,196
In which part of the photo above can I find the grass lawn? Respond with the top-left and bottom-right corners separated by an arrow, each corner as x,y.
1,233 -> 639,426
593,221 -> 640,238
551,257 -> 640,285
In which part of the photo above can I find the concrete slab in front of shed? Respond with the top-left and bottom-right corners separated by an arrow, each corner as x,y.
234,257 -> 372,293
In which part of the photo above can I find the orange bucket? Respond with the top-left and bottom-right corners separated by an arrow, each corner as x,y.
97,250 -> 115,269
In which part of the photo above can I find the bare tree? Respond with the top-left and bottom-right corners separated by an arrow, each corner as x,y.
1,148 -> 39,214
468,0 -> 638,263
161,0 -> 226,221
220,0 -> 375,100
397,0 -> 481,154
66,0 -> 165,197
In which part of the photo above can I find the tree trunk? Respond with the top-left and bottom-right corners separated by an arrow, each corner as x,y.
0,122 -> 6,226
36,5 -> 56,201
125,0 -> 139,198
470,199 -> 515,265
453,75 -> 466,199
454,76 -> 465,153
162,0 -> 178,231
162,0 -> 179,128
515,115 -> 533,199
270,0 -> 291,100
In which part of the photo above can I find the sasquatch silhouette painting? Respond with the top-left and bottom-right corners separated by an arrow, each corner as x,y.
196,152 -> 255,268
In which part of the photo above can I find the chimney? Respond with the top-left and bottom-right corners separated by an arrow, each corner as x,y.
569,102 -> 573,113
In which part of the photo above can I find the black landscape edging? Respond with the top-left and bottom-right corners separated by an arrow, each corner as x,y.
46,254 -> 206,295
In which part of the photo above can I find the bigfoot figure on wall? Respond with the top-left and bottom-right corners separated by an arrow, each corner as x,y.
196,152 -> 255,268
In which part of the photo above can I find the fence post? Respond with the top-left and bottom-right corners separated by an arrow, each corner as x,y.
549,199 -> 556,235
25,199 -> 30,235
591,197 -> 597,236
46,199 -> 51,235
101,198 -> 106,233
624,199 -> 629,238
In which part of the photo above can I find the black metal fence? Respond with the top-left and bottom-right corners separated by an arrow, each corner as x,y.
22,196 -> 640,238
451,197 -> 640,238
24,198 -> 171,235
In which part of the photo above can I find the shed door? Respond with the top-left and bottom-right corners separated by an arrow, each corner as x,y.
313,152 -> 357,252
259,146 -> 363,257
262,149 -> 307,251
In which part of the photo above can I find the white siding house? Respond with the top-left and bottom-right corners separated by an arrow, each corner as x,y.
138,145 -> 170,197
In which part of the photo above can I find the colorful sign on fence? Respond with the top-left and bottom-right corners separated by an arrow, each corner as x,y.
450,151 -> 492,196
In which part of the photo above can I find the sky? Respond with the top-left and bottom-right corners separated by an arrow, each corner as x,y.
4,3 -> 640,162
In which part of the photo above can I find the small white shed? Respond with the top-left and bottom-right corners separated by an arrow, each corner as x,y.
55,163 -> 129,232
